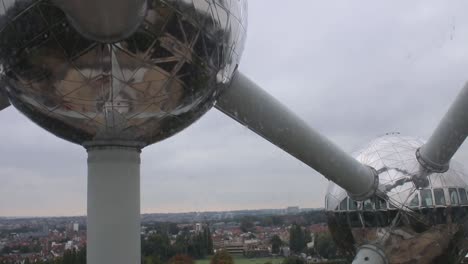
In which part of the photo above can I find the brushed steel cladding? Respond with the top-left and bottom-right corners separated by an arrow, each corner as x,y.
325,134 -> 468,212
0,0 -> 247,145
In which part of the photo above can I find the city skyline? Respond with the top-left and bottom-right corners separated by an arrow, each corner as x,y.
2,0 -> 468,217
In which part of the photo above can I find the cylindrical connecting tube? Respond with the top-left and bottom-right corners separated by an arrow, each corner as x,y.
86,145 -> 142,264
418,82 -> 468,173
216,72 -> 379,200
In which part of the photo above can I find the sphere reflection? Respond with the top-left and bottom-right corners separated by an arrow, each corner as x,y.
326,134 -> 468,262
0,0 -> 248,146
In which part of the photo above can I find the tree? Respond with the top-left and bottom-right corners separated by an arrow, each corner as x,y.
210,250 -> 234,264
1,245 -> 11,254
77,247 -> 86,264
315,232 -> 337,259
168,254 -> 194,264
179,226 -> 213,259
203,227 -> 214,255
240,217 -> 255,233
289,224 -> 306,253
304,230 -> 312,244
301,211 -> 327,225
142,226 -> 214,261
168,223 -> 180,235
271,216 -> 284,226
282,256 -> 305,264
18,245 -> 31,254
142,233 -> 173,261
62,249 -> 77,264
270,235 -> 283,254
173,230 -> 190,256
187,233 -> 203,258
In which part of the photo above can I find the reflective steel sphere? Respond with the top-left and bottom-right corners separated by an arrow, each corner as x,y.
325,134 -> 468,263
0,0 -> 247,146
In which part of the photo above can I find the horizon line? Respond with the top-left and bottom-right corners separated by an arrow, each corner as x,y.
0,206 -> 325,219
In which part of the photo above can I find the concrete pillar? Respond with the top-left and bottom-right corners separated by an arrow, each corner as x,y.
86,144 -> 142,264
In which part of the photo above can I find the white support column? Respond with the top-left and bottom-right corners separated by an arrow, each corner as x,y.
86,144 -> 141,264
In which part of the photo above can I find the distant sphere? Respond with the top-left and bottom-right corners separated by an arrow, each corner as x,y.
325,134 -> 468,262
0,0 -> 248,146
326,134 -> 468,211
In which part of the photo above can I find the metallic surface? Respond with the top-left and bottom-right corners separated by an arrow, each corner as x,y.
326,134 -> 468,212
216,72 -> 379,200
87,146 -> 141,264
0,0 -> 247,146
0,85 -> 9,111
353,244 -> 388,264
326,134 -> 468,263
418,82 -> 468,173
52,0 -> 147,42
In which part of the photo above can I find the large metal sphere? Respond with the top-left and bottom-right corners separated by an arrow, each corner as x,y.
0,0 -> 247,146
326,134 -> 468,212
325,134 -> 468,263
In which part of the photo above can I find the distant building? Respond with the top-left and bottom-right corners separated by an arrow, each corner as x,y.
244,239 -> 269,257
286,206 -> 300,214
65,241 -> 73,250
73,223 -> 79,232
42,225 -> 49,235
195,223 -> 202,233
223,242 -> 244,255
280,246 -> 290,257
308,224 -> 328,234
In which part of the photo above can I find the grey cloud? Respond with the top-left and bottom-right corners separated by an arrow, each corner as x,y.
2,0 -> 468,216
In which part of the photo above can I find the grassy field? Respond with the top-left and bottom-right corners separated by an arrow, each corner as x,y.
196,257 -> 283,264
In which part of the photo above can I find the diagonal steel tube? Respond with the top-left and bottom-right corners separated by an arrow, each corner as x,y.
417,82 -> 468,173
216,72 -> 378,200
53,0 -> 147,42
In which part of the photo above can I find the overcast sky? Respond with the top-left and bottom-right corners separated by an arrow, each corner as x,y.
2,0 -> 468,216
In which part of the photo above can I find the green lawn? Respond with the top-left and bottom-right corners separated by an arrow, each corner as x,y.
196,257 -> 283,264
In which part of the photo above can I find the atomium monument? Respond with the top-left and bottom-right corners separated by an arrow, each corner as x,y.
0,0 -> 468,264
327,134 -> 468,263
0,0 -> 246,263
